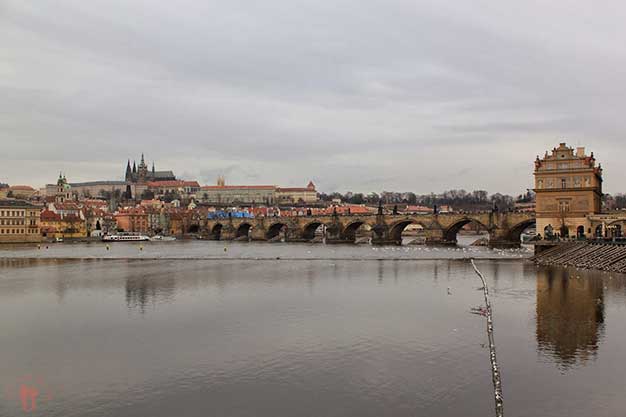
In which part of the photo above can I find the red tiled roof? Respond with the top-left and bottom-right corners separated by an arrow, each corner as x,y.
200,185 -> 276,190
53,202 -> 80,210
81,199 -> 108,206
9,185 -> 35,191
276,187 -> 314,192
63,214 -> 82,222
40,209 -> 61,221
326,205 -> 372,215
148,180 -> 200,188
116,207 -> 147,216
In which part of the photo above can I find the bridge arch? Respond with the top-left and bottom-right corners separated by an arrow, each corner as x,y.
443,218 -> 490,244
235,223 -> 252,240
505,219 -> 536,243
267,222 -> 288,241
388,220 -> 430,245
302,221 -> 325,241
342,221 -> 369,242
210,223 -> 223,240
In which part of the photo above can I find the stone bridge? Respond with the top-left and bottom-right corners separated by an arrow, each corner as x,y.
199,211 -> 535,247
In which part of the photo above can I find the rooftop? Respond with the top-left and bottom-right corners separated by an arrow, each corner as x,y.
201,185 -> 276,190
0,199 -> 38,208
9,185 -> 35,191
148,180 -> 200,188
68,181 -> 127,187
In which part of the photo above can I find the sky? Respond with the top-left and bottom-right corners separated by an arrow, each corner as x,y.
1,0 -> 626,194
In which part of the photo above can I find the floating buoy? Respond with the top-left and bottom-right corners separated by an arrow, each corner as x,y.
106,245 -> 110,251
139,245 -> 143,251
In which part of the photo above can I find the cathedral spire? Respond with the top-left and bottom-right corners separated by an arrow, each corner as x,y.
125,160 -> 131,181
132,161 -> 137,173
152,161 -> 155,174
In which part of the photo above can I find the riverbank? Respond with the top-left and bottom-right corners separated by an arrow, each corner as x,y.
532,241 -> 626,273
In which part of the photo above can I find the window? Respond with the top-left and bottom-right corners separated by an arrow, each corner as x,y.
561,179 -> 567,189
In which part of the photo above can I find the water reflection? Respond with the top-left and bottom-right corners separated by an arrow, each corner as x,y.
125,271 -> 176,313
536,267 -> 605,369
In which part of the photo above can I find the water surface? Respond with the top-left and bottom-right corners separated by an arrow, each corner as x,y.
1,243 -> 625,417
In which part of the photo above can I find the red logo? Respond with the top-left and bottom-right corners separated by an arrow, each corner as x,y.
4,375 -> 54,413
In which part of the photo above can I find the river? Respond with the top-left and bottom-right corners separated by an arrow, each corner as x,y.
1,240 -> 625,417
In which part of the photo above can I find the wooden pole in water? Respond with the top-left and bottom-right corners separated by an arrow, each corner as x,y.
471,259 -> 504,417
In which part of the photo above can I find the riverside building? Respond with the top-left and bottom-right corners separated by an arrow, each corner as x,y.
0,200 -> 42,243
199,177 -> 317,205
534,143 -> 603,238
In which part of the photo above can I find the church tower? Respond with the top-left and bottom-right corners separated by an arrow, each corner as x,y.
55,173 -> 72,203
137,153 -> 149,182
125,160 -> 132,181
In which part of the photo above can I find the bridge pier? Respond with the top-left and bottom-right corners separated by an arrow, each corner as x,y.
421,228 -> 455,246
249,226 -> 266,241
223,224 -> 239,241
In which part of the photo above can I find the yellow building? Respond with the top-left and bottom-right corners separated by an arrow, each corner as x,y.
40,209 -> 87,239
0,200 -> 42,243
276,181 -> 318,204
534,143 -> 602,238
200,177 -> 318,205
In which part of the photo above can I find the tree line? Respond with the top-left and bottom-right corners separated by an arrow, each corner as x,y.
318,189 -> 535,212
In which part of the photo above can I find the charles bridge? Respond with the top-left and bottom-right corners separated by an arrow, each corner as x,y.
199,211 -> 536,247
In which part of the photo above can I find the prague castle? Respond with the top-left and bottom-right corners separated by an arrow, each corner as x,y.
45,154 -> 176,199
534,143 -> 603,238
124,154 -> 175,183
44,156 -> 316,205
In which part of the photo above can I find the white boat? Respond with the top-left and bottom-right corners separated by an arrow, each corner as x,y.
150,235 -> 176,241
102,234 -> 150,242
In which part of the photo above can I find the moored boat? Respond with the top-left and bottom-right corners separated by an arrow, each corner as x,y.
102,234 -> 150,242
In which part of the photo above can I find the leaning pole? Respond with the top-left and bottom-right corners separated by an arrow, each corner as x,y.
471,259 -> 504,417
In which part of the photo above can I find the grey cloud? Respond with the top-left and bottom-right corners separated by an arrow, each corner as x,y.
2,0 -> 626,194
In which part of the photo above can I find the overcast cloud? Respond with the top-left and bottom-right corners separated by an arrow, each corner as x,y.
1,0 -> 626,194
